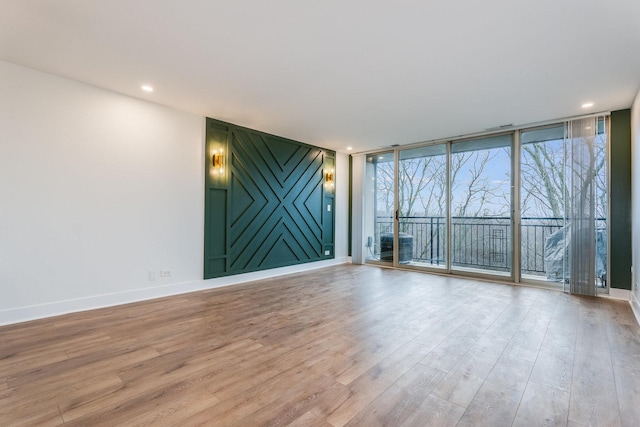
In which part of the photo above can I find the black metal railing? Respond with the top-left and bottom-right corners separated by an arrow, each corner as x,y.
372,216 -> 606,276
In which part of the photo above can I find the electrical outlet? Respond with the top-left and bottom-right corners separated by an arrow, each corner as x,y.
324,250 -> 330,256
160,269 -> 171,277
148,271 -> 156,281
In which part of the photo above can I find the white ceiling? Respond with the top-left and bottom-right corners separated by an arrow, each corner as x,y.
2,1 -> 639,153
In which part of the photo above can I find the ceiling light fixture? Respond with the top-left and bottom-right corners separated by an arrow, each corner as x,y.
346,146 -> 353,151
581,102 -> 594,108
141,85 -> 154,92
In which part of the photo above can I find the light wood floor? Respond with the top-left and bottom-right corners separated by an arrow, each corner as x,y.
1,265 -> 640,426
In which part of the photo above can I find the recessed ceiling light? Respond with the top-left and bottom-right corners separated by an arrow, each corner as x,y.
346,146 -> 353,151
581,102 -> 594,108
141,85 -> 154,92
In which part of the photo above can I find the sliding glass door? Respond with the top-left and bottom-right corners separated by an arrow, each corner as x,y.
364,152 -> 395,265
362,118 -> 607,291
520,125 -> 567,287
365,136 -> 513,279
364,136 -> 514,278
450,135 -> 513,277
398,145 -> 448,268
520,120 -> 608,292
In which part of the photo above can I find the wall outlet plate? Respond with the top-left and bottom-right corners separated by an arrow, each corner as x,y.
148,271 -> 156,281
160,270 -> 171,277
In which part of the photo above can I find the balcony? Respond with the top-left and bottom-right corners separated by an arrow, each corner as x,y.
371,216 -> 606,282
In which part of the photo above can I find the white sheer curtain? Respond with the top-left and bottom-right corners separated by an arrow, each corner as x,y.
567,117 -> 599,295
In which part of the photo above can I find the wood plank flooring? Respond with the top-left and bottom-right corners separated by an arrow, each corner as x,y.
1,264 -> 639,426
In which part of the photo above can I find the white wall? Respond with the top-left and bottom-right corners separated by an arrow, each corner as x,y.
0,61 -> 348,325
335,152 -> 350,259
350,154 -> 366,264
631,89 -> 640,322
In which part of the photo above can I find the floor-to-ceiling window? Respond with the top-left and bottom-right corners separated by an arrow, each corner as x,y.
450,135 -> 512,277
519,120 -> 608,292
520,125 -> 568,286
593,117 -> 609,292
398,144 -> 448,269
364,151 -> 395,265
362,117 -> 608,292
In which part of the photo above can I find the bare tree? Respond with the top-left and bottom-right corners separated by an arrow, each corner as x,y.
521,141 -> 567,218
451,150 -> 509,217
398,156 -> 441,219
375,149 -> 510,219
521,134 -> 607,219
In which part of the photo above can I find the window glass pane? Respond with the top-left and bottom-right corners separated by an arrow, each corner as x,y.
451,135 -> 512,275
364,152 -> 395,264
398,144 -> 447,268
520,126 -> 566,283
451,134 -> 512,154
521,126 -> 564,145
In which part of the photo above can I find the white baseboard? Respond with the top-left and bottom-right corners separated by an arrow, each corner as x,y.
0,257 -> 350,326
603,289 -> 640,327
631,292 -> 640,327
604,288 -> 631,301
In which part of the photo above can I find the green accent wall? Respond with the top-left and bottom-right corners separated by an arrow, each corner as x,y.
348,155 -> 353,257
610,109 -> 632,290
204,118 -> 336,279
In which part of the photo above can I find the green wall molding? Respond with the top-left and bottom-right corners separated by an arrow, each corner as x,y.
610,109 -> 632,290
204,118 -> 336,279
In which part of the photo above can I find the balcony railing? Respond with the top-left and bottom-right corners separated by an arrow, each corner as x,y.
372,216 -> 606,277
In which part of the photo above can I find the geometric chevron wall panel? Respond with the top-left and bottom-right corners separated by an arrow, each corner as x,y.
204,118 -> 335,279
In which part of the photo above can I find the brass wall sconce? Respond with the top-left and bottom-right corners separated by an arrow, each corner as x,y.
325,169 -> 334,189
212,150 -> 224,176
